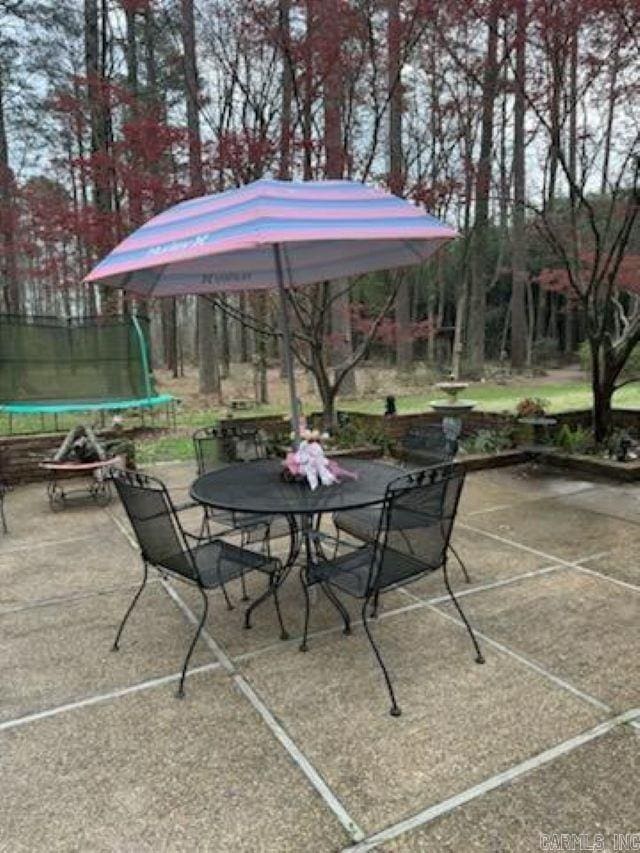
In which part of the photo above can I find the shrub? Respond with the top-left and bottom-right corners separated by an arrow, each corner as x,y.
553,424 -> 593,454
461,428 -> 515,455
515,397 -> 549,418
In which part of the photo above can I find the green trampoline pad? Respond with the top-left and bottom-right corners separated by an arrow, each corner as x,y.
0,395 -> 174,414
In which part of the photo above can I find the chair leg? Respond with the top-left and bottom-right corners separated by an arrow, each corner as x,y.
264,525 -> 272,560
362,597 -> 401,717
0,497 -> 7,534
370,589 -> 380,619
240,570 -> 250,602
219,578 -> 234,610
321,583 -> 351,635
332,527 -> 341,559
443,560 -> 484,664
244,576 -> 276,629
271,576 -> 289,641
112,561 -> 149,651
448,543 -> 471,584
299,567 -> 311,652
176,587 -> 209,699
198,508 -> 210,540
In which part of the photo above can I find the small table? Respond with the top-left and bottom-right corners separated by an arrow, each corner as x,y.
190,457 -> 403,631
41,458 -> 119,510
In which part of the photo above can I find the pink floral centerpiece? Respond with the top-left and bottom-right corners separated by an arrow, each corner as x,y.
282,429 -> 357,490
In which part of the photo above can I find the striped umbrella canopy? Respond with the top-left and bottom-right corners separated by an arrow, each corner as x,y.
85,179 -> 458,437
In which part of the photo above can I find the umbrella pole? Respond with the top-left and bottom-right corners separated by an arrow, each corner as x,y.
273,243 -> 300,444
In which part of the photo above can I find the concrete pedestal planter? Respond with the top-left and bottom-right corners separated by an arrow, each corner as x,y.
516,416 -> 557,446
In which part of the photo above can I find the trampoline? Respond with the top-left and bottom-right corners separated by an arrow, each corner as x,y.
0,314 -> 176,433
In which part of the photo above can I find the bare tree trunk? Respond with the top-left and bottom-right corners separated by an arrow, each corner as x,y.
124,5 -> 143,229
387,0 -> 412,371
565,8 -> 578,358
180,0 -> 220,396
320,0 -> 356,394
546,33 -> 564,209
161,300 -> 178,377
219,295 -> 230,379
0,65 -> 18,314
600,40 -> 619,194
510,0 -> 527,369
468,0 -> 500,374
590,341 -> 614,442
302,0 -> 314,181
253,293 -> 269,404
85,0 -> 117,314
278,0 -> 292,180
451,288 -> 467,381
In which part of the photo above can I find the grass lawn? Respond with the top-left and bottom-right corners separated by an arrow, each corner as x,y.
3,374 -> 638,465
342,381 -> 640,415
134,378 -> 638,463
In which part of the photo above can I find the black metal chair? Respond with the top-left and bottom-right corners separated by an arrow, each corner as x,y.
110,468 -> 286,697
192,426 -> 290,605
193,425 -> 289,543
333,425 -> 470,584
400,424 -> 458,465
301,466 -> 484,716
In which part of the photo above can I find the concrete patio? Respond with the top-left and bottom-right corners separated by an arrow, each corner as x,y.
1,462 -> 638,852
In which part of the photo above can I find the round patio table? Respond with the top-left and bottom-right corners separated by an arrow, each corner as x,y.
190,457 -> 403,635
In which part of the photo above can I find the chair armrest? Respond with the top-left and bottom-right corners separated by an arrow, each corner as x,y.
183,527 -> 216,544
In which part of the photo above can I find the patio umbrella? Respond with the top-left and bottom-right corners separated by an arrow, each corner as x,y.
85,179 -> 457,440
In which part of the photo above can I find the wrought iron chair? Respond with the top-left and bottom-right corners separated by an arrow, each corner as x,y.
400,424 -> 458,465
192,426 -> 289,603
301,466 -> 484,716
333,425 -> 470,585
110,468 -> 286,697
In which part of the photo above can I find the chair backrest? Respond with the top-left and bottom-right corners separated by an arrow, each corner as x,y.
369,465 -> 464,593
110,468 -> 197,581
193,425 -> 269,475
401,425 -> 457,464
193,427 -> 232,476
231,426 -> 268,461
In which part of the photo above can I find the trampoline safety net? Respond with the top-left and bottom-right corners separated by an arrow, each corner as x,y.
0,314 -> 158,407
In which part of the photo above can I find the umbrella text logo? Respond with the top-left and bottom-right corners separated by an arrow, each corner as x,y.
147,234 -> 209,256
200,272 -> 253,285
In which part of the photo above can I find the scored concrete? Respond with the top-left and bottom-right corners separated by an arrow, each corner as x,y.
457,464 -> 598,517
377,727 -> 640,851
466,499 -> 637,562
0,529 -> 142,612
1,668 -> 348,852
238,604 -> 604,835
0,462 -> 637,851
434,569 -> 640,712
0,583 -> 213,723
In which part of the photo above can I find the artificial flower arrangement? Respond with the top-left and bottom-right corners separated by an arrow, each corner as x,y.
282,427 -> 358,490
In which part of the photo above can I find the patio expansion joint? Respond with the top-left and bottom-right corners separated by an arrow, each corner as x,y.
104,505 -> 139,550
158,578 -> 366,844
399,568 -> 640,732
459,521 -> 637,594
0,662 -> 222,734
0,532 -> 106,555
341,707 -> 640,853
0,577 -> 162,618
